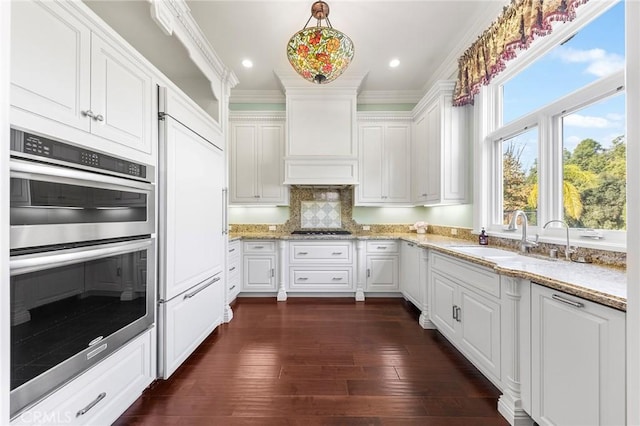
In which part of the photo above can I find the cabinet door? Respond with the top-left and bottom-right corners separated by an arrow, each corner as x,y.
162,118 -> 225,300
10,0 -> 91,131
160,275 -> 224,378
358,125 -> 384,203
384,125 -> 411,202
230,124 -> 258,202
458,286 -> 501,380
90,35 -> 152,154
400,242 -> 421,307
412,114 -> 429,203
424,100 -> 442,203
243,256 -> 276,291
258,124 -> 287,203
366,256 -> 398,291
531,285 -> 626,426
430,271 -> 457,340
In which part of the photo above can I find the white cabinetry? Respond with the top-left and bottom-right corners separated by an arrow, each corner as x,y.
243,241 -> 277,292
10,0 -> 153,161
530,284 -> 625,426
399,241 -> 424,309
227,240 -> 242,302
288,241 -> 354,292
356,121 -> 411,205
229,115 -> 288,205
10,330 -> 154,426
365,241 -> 399,292
412,81 -> 469,205
430,252 -> 501,384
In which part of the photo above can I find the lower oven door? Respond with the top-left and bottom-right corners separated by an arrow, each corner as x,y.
10,158 -> 155,250
9,237 -> 156,418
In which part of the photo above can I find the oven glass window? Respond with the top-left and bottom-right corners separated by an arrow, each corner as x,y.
10,248 -> 148,391
10,178 -> 147,225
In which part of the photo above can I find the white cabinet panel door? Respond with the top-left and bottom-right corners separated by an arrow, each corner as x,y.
231,124 -> 258,200
431,271 -> 457,340
162,118 -> 224,300
412,114 -> 429,202
531,284 -> 626,426
366,256 -> 399,291
90,35 -> 152,154
424,101 -> 441,203
385,125 -> 411,202
359,126 -> 384,202
10,0 -> 91,131
259,125 -> 286,202
244,256 -> 276,291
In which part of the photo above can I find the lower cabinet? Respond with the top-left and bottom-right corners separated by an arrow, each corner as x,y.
288,241 -> 354,292
227,240 -> 241,302
243,241 -> 277,292
365,241 -> 399,292
11,329 -> 154,425
399,241 -> 423,307
430,252 -> 501,383
159,274 -> 224,378
530,284 -> 626,426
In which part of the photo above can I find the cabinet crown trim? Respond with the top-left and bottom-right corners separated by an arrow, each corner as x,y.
230,111 -> 286,121
356,111 -> 413,122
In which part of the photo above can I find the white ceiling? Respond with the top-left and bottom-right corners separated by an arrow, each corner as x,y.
85,0 -> 508,103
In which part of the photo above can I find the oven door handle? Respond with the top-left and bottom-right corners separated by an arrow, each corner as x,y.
10,239 -> 153,276
10,158 -> 153,191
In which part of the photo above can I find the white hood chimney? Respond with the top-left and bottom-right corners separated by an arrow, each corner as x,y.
277,71 -> 366,185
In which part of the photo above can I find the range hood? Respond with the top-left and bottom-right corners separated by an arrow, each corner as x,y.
277,71 -> 366,186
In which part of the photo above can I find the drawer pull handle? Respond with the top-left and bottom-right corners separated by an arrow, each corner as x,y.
298,277 -> 309,281
552,294 -> 584,308
367,269 -> 371,278
297,252 -> 308,255
377,246 -> 387,249
452,305 -> 457,320
184,276 -> 220,299
229,248 -> 236,253
77,392 -> 106,417
271,268 -> 275,277
332,252 -> 343,255
456,306 -> 462,322
254,246 -> 264,249
230,285 -> 236,290
332,277 -> 343,281
229,266 -> 236,272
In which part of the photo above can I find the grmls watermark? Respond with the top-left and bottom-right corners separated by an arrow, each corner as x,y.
19,410 -> 74,424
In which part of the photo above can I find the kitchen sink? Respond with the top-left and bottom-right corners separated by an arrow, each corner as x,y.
448,245 -> 520,260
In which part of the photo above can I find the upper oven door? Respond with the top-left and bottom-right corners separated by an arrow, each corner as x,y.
10,158 -> 155,250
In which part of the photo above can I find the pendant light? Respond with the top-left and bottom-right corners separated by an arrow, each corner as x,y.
286,1 -> 355,84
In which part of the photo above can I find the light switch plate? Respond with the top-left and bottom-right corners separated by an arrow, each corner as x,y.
362,225 -> 370,231
268,225 -> 277,231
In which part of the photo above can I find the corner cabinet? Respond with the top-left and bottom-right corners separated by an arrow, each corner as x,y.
10,0 -> 154,162
412,81 -> 469,205
229,114 -> 288,205
356,117 -> 412,205
530,284 -> 626,426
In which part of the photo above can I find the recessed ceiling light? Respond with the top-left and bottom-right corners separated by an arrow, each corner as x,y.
242,59 -> 253,68
389,58 -> 400,68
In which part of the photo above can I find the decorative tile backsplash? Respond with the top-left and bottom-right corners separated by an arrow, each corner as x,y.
301,201 -> 341,228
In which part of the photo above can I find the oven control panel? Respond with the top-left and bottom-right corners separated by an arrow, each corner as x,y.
11,130 -> 148,180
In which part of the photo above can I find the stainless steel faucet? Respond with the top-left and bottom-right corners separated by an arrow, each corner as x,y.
542,220 -> 575,260
507,210 -> 538,252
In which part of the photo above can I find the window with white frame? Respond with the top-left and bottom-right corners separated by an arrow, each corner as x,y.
486,1 -> 625,246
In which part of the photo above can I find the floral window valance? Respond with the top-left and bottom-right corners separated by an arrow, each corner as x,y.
453,0 -> 590,107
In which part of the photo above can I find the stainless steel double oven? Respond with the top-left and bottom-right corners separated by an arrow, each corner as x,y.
9,129 -> 156,417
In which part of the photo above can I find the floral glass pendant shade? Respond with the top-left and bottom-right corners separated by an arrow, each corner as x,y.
287,1 -> 354,84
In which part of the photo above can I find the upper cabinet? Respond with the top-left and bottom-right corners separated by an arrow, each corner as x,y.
229,113 -> 289,205
356,119 -> 411,205
10,0 -> 154,162
412,81 -> 470,206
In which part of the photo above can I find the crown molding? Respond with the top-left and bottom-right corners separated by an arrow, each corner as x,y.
357,111 -> 413,122
229,110 -> 286,122
357,90 -> 423,105
230,90 -> 285,104
412,80 -> 456,118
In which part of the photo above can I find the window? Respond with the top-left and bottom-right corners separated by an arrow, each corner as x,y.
484,1 -> 625,246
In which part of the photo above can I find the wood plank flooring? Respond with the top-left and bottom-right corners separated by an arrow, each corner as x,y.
115,298 -> 508,425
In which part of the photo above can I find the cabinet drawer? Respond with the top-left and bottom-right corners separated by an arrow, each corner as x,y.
244,241 -> 276,253
228,240 -> 241,256
289,268 -> 353,291
289,242 -> 353,263
431,252 -> 500,299
11,330 -> 153,425
366,241 -> 399,253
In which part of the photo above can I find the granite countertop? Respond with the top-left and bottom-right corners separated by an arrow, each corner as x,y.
229,232 -> 627,311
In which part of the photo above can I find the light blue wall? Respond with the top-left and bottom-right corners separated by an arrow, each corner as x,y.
229,206 -> 290,224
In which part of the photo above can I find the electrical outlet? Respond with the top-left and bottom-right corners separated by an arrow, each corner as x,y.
228,225 -> 233,231
451,228 -> 458,236
362,225 -> 371,231
268,225 -> 277,231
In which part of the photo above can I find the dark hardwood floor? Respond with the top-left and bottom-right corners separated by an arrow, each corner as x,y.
115,298 -> 508,425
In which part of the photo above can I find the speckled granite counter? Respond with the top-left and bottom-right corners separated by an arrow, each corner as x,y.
229,232 -> 627,311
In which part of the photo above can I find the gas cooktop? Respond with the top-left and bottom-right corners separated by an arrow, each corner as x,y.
291,229 -> 352,235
